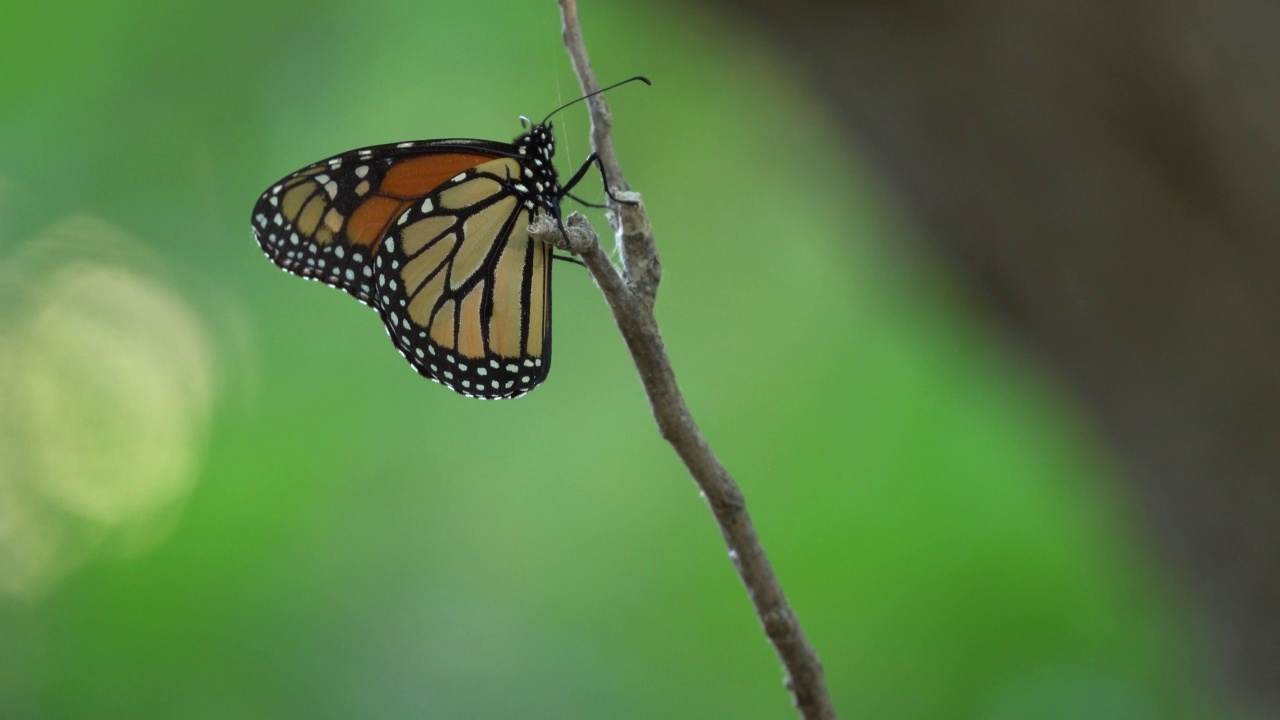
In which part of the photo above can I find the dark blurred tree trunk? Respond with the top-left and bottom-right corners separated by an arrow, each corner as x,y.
685,0 -> 1280,715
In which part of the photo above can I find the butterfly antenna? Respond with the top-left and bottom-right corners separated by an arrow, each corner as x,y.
541,76 -> 651,125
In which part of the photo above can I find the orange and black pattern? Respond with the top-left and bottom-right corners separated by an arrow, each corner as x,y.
251,125 -> 562,398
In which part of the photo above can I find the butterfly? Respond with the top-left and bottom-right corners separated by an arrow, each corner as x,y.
251,78 -> 647,399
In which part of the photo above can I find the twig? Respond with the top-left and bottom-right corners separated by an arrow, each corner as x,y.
532,3 -> 839,718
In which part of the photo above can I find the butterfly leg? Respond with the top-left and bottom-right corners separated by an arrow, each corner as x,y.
552,253 -> 587,267
560,153 -> 641,206
566,192 -> 609,209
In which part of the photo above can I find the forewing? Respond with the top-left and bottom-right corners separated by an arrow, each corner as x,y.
251,141 -> 505,304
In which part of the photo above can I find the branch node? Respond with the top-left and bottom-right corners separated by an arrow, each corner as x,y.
612,189 -> 641,205
610,196 -> 661,306
529,212 -> 597,256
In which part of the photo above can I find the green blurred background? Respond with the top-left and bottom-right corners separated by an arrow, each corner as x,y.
0,1 -> 1224,718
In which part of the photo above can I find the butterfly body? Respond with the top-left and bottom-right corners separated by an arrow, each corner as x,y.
252,124 -> 563,399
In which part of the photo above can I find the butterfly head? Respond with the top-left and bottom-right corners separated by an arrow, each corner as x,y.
513,122 -> 562,217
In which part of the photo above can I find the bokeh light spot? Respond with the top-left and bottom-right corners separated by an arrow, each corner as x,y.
0,216 -> 216,598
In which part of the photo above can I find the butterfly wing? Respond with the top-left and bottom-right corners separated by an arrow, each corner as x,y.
252,140 -> 553,399
374,155 -> 552,398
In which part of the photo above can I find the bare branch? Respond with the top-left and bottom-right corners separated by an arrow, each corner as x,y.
544,4 -> 839,718
557,1 -> 661,304
558,1 -> 627,193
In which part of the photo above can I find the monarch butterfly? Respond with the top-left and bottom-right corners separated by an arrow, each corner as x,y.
251,78 -> 647,399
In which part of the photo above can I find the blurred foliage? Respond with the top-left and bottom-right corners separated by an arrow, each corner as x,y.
0,1 -> 1224,718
